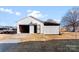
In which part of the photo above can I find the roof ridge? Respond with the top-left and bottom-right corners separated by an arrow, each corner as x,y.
29,16 -> 44,23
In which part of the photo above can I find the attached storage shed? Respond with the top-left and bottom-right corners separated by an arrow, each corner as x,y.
17,16 -> 60,34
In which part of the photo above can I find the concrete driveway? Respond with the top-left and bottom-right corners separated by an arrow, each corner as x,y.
0,39 -> 21,52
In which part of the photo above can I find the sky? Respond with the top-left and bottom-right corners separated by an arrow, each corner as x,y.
0,6 -> 73,26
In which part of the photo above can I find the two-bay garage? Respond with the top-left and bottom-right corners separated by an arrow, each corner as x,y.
19,25 -> 38,34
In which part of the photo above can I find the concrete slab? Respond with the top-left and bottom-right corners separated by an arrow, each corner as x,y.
0,39 -> 21,43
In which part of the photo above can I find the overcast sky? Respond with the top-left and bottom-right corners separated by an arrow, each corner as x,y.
0,6 -> 73,26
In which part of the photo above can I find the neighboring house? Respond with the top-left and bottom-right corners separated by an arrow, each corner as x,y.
17,16 -> 60,34
0,26 -> 17,34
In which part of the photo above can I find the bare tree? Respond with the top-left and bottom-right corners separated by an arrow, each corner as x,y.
61,7 -> 79,32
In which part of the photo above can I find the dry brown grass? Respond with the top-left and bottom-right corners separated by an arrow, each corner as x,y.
0,32 -> 78,42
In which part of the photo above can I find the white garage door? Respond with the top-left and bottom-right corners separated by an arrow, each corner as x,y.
43,26 -> 59,34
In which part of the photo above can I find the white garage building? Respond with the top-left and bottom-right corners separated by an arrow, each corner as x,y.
17,16 -> 60,34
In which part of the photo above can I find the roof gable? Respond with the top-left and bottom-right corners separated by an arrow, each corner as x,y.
17,16 -> 44,25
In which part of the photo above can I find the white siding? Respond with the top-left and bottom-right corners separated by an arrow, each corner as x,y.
17,25 -> 21,34
30,25 -> 34,34
43,26 -> 59,34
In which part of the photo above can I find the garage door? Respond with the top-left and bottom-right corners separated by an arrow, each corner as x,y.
44,26 -> 59,34
19,25 -> 29,33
